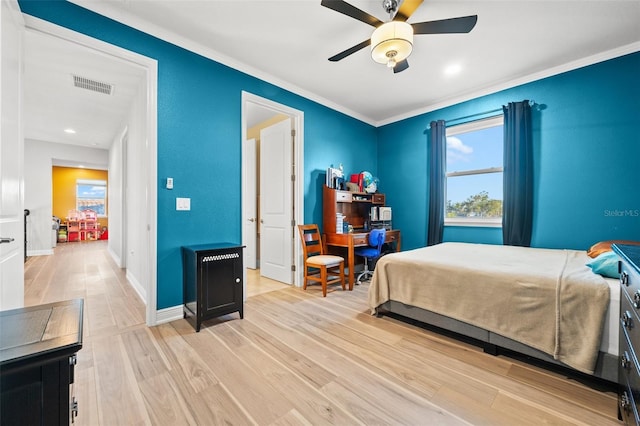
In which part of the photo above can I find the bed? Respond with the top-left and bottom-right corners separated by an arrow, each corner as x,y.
368,242 -> 619,383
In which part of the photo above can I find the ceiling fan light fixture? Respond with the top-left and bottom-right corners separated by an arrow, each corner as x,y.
386,56 -> 397,68
371,21 -> 413,66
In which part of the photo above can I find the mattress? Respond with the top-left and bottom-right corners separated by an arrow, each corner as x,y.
601,277 -> 620,356
369,243 -> 614,373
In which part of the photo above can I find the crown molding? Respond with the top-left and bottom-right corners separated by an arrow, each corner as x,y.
68,0 -> 376,126
376,41 -> 640,127
63,2 -> 640,128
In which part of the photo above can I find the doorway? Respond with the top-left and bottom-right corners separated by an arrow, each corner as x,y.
23,17 -> 158,325
241,92 -> 304,292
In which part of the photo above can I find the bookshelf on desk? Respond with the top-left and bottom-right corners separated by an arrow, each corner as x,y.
322,185 -> 401,289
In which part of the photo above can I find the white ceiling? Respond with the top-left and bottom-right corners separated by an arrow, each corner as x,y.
23,29 -> 145,149
23,0 -> 640,151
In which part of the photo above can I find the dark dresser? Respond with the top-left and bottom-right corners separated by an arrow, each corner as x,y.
182,243 -> 244,332
615,244 -> 640,425
0,298 -> 84,425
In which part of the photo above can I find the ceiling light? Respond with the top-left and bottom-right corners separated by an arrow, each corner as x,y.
371,21 -> 413,68
64,128 -> 76,134
444,64 -> 462,76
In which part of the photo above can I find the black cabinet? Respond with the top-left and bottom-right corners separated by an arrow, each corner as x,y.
0,299 -> 84,425
615,244 -> 640,425
182,243 -> 244,332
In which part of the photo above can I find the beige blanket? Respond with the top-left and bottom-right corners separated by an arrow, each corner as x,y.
368,242 -> 610,374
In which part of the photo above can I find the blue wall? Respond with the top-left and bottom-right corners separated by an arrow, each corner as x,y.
19,0 -> 377,309
18,1 -> 640,309
379,52 -> 640,251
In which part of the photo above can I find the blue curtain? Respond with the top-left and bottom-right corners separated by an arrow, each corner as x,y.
502,101 -> 533,246
427,120 -> 446,246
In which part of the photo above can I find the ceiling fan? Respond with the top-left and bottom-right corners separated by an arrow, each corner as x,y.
321,0 -> 477,73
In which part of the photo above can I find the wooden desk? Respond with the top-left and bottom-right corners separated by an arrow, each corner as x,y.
324,229 -> 401,289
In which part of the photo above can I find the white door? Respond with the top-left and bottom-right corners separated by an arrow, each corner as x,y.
259,119 -> 292,284
0,0 -> 25,310
243,138 -> 257,269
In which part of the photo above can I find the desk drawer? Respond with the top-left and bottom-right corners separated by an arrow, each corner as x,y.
335,191 -> 352,203
372,194 -> 385,204
352,235 -> 368,246
385,233 -> 398,243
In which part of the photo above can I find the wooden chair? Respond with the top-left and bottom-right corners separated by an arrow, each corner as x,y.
297,224 -> 345,297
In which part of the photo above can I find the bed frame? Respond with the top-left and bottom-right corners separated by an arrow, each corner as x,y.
377,300 -> 618,384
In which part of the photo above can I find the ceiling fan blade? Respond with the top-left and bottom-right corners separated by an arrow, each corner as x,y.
412,15 -> 478,34
393,0 -> 424,21
321,0 -> 384,27
393,59 -> 409,73
328,39 -> 371,62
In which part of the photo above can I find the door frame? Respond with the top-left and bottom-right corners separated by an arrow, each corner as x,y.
241,91 -> 304,290
243,137 -> 257,270
24,15 -> 159,326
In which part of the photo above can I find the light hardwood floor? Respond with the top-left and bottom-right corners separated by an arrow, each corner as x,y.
23,240 -> 620,425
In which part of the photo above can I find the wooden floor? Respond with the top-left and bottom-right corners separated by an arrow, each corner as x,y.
23,240 -> 621,425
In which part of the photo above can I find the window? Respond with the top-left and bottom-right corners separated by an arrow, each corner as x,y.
76,179 -> 107,216
445,116 -> 503,227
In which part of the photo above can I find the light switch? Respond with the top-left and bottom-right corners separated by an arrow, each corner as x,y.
176,197 -> 191,211
166,177 -> 173,189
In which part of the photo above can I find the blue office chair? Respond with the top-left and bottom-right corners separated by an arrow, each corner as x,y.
355,228 -> 386,285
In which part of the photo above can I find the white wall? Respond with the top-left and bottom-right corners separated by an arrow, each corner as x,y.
108,128 -> 124,267
24,139 -> 108,256
123,80 -> 148,303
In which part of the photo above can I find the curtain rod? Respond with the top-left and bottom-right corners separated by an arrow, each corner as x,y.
429,100 -> 536,129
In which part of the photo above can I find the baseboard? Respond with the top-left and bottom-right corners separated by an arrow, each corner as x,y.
107,247 -> 123,268
104,249 -> 181,327
126,270 -> 147,305
155,305 -> 183,325
27,249 -> 53,257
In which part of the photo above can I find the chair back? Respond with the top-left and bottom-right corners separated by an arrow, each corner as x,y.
298,224 -> 324,258
368,228 -> 386,253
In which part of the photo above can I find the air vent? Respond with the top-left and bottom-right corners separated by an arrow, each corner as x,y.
72,75 -> 113,95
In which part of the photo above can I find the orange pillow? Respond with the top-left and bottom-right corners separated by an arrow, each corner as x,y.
587,240 -> 640,258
